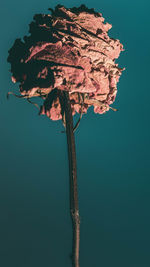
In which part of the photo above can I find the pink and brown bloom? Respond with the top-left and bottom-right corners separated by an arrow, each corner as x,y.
8,5 -> 124,120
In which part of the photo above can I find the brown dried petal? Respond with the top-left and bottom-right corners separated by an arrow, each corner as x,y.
7,5 -> 124,120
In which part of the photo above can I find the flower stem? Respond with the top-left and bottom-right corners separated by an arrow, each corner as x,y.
63,91 -> 80,267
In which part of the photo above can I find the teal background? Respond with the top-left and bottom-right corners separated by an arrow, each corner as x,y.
0,1 -> 150,266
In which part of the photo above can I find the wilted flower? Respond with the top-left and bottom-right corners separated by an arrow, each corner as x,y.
7,6 -> 125,267
8,4 -> 124,120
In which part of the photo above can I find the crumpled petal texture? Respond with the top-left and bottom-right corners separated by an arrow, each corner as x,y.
8,4 -> 124,120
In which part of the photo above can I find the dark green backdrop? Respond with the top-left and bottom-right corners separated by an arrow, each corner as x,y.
0,0 -> 150,266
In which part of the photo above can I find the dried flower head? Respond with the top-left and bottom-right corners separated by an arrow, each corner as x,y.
8,4 -> 124,120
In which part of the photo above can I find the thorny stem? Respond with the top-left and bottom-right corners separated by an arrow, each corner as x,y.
63,91 -> 80,267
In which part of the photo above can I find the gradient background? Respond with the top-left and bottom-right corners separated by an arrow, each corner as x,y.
0,0 -> 150,266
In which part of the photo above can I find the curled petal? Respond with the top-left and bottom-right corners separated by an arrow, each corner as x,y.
7,4 -> 124,120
